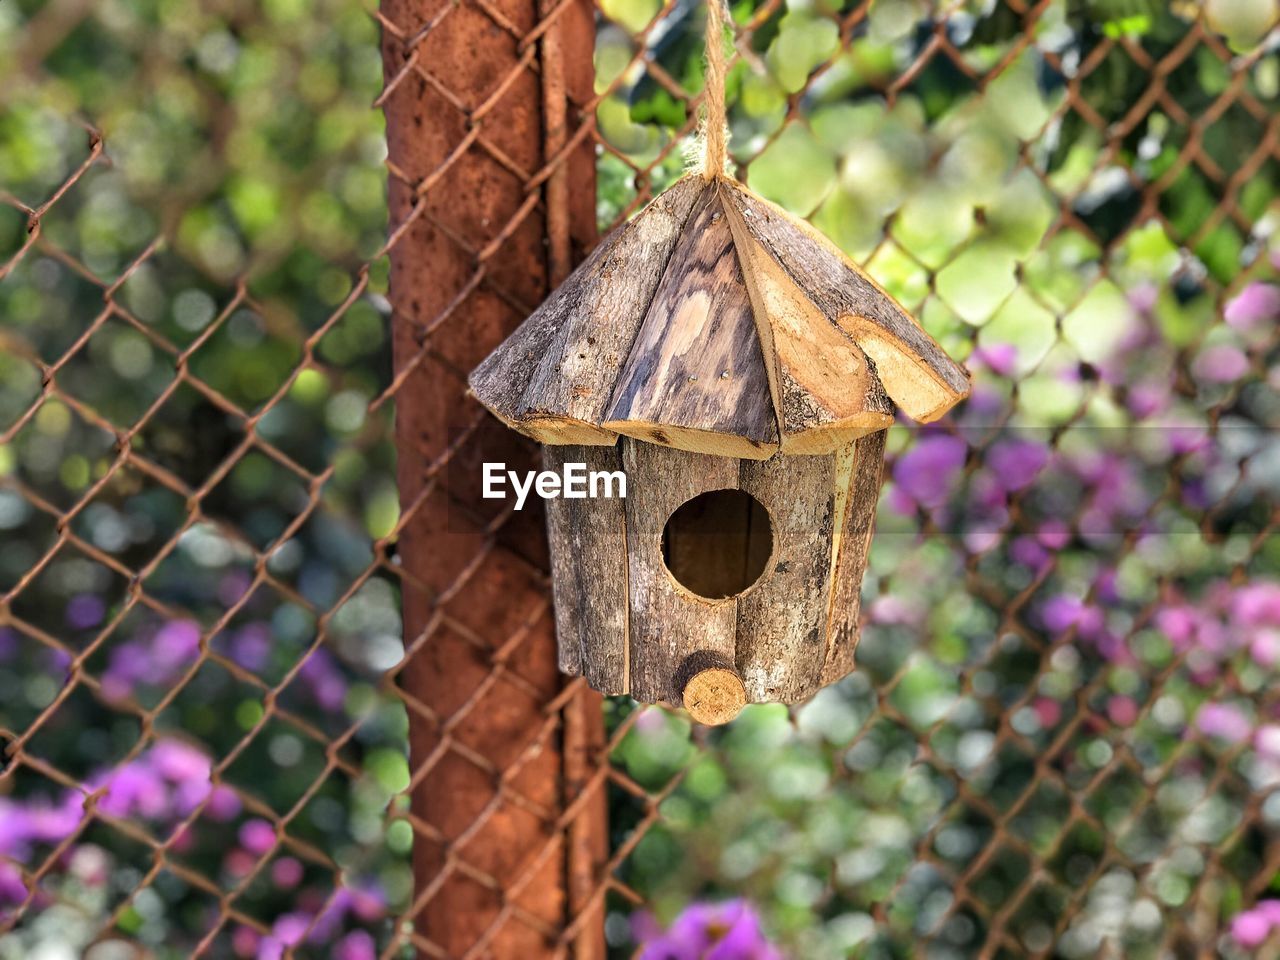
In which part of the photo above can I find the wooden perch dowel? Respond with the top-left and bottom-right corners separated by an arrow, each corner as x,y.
676,650 -> 746,726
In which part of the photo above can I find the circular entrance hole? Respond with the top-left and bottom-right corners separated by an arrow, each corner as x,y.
661,489 -> 773,600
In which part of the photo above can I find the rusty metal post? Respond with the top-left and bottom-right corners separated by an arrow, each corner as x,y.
378,0 -> 604,955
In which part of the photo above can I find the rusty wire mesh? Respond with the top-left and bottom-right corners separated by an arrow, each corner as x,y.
3,0 -> 1280,957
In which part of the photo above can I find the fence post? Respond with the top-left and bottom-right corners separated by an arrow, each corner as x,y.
378,0 -> 604,955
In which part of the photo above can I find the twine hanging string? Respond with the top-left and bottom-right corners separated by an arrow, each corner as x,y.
702,0 -> 728,180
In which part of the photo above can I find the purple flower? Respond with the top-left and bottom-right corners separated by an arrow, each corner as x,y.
971,342 -> 1017,377
97,764 -> 168,820
299,650 -> 348,711
1195,703 -> 1252,744
1010,537 -> 1049,571
219,570 -> 253,607
636,900 -> 782,960
229,624 -> 271,672
892,436 -> 967,510
1036,520 -> 1070,550
153,620 -> 202,670
309,882 -> 387,943
102,619 -> 202,700
258,913 -> 310,958
335,931 -> 377,960
987,439 -> 1049,492
151,739 -> 212,783
1191,344 -> 1249,384
1127,282 -> 1158,315
66,595 -> 105,630
1041,595 -> 1103,638
0,862 -> 27,906
1126,381 -> 1169,418
24,796 -> 81,845
1225,282 -> 1280,332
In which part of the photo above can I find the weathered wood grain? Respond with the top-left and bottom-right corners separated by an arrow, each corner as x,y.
736,452 -> 839,702
542,444 -> 630,694
722,179 -> 970,423
724,193 -> 894,453
621,439 -> 740,703
469,176 -> 706,444
822,429 -> 888,686
605,191 -> 779,460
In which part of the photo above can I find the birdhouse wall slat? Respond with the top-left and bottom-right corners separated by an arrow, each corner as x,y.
735,453 -> 839,702
543,443 -> 630,693
469,177 -> 704,444
621,438 -> 740,703
604,191 -> 779,460
822,429 -> 888,685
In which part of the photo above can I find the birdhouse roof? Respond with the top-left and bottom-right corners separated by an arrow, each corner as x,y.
468,174 -> 970,460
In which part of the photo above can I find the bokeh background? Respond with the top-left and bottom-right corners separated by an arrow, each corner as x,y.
2,0 -> 1279,957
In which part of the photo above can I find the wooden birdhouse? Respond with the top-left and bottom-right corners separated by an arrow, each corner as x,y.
468,173 -> 969,724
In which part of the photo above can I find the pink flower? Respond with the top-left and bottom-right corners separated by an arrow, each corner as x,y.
1033,698 -> 1062,729
1231,908 -> 1272,948
636,899 -> 782,960
1128,282 -> 1158,314
867,596 -> 921,626
239,819 -> 277,856
225,849 -> 258,879
1107,696 -> 1138,728
1225,282 -> 1280,332
1233,583 -> 1280,627
1126,382 -> 1169,418
1155,605 -> 1198,651
1255,725 -> 1280,762
206,784 -> 242,822
1251,630 -> 1280,669
1191,344 -> 1249,384
231,924 -> 261,958
271,856 -> 304,889
1195,703 -> 1252,744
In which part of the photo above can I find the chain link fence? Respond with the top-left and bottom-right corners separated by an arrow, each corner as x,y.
3,0 -> 1279,957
